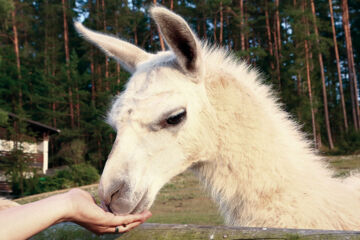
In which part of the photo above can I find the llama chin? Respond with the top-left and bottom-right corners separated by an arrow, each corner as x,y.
76,6 -> 360,230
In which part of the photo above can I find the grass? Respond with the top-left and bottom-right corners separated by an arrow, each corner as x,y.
16,171 -> 224,225
28,171 -> 222,240
15,184 -> 99,205
13,155 -> 360,239
147,171 -> 223,225
326,155 -> 360,177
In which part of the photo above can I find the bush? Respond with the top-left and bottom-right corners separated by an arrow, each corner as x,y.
329,130 -> 360,155
68,163 -> 100,186
18,163 -> 100,197
56,139 -> 87,165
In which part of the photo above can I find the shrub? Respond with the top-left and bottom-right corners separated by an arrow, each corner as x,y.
18,163 -> 100,197
330,130 -> 360,155
56,139 -> 87,165
68,163 -> 100,186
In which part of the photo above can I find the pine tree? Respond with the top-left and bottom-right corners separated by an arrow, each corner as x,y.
310,0 -> 334,149
328,0 -> 348,131
342,0 -> 360,130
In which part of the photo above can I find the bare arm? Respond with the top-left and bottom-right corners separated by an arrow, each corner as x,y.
0,189 -> 151,240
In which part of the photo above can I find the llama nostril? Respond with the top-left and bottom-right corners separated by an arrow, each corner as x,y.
108,189 -> 121,213
110,190 -> 118,203
106,203 -> 113,213
101,181 -> 132,214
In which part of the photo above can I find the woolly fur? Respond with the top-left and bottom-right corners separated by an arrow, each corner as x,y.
76,7 -> 360,230
194,45 -> 360,229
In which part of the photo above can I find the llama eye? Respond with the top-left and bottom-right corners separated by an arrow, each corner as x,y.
166,110 -> 186,126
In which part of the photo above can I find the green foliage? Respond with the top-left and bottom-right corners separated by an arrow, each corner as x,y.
66,163 -> 100,186
0,0 -> 359,192
56,138 -> 87,165
331,130 -> 360,155
1,149 -> 34,196
0,0 -> 13,20
17,163 -> 100,196
0,109 -> 8,126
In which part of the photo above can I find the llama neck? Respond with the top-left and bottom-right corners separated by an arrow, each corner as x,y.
192,120 -> 359,228
193,71 -> 360,228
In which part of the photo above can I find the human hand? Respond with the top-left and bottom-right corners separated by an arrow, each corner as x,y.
63,188 -> 152,234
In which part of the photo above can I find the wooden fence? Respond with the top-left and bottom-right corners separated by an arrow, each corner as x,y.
119,223 -> 360,240
31,222 -> 360,240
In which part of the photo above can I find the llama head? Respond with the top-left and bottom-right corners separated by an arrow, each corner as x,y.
75,7 -> 217,214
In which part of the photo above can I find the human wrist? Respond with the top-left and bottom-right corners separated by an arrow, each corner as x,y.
52,191 -> 75,223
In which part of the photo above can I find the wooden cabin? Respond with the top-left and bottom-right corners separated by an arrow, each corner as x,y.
0,113 -> 60,193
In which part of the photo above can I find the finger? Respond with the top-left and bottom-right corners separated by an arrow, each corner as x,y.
95,221 -> 143,234
103,210 -> 152,226
141,210 -> 152,220
120,211 -> 152,225
117,221 -> 143,233
77,224 -> 111,235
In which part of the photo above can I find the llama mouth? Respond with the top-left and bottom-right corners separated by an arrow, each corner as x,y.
129,190 -> 149,214
108,190 -> 150,215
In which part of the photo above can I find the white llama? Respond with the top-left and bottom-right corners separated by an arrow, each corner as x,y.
75,7 -> 360,230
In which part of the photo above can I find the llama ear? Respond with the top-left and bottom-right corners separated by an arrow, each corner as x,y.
150,7 -> 203,78
74,22 -> 150,73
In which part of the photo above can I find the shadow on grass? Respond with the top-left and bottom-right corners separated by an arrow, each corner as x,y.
31,222 -> 120,240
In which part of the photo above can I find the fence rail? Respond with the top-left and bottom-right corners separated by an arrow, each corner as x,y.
120,223 -> 360,240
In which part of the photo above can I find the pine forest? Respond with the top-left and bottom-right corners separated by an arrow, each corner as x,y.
1,0 -> 360,180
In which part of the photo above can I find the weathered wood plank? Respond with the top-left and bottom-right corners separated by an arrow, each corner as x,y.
119,223 -> 360,240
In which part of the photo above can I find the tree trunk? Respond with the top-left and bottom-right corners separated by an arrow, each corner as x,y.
97,64 -> 102,92
197,19 -> 200,37
90,47 -> 96,103
52,102 -> 57,128
115,7 -> 121,94
244,3 -> 250,63
294,0 -> 302,100
226,12 -> 231,50
303,2 -> 317,148
271,1 -> 281,88
328,0 -> 348,131
273,28 -> 281,89
102,0 -> 110,92
62,0 -> 75,128
349,70 -> 357,130
305,39 -> 317,148
75,85 -> 80,128
203,15 -> 207,40
342,0 -> 360,130
134,25 -> 138,45
275,0 -> 281,51
239,0 -> 245,51
265,0 -> 274,70
213,14 -> 217,42
11,4 -> 22,109
98,137 -> 103,169
50,17 -> 58,128
219,1 -> 223,45
116,63 -> 121,93
62,0 -> 70,73
310,0 -> 334,149
297,72 -> 302,114
44,0 -> 49,76
153,0 -> 165,51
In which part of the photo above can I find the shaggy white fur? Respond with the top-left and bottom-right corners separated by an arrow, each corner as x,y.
195,46 -> 360,229
75,6 -> 360,230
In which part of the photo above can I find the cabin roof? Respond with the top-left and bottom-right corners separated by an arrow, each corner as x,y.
7,113 -> 61,135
